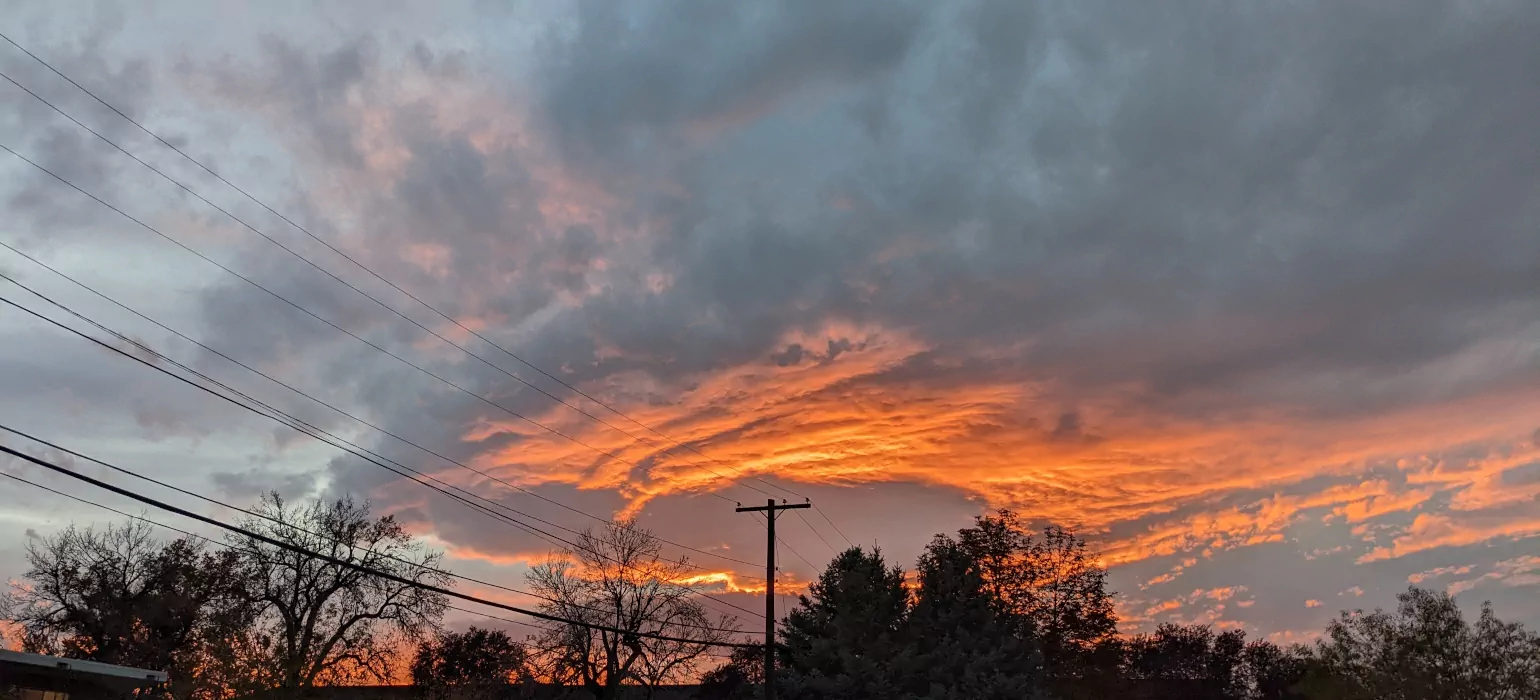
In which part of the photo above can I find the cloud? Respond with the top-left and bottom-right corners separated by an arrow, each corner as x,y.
1361,511 -> 1540,563
3,0 -> 1540,636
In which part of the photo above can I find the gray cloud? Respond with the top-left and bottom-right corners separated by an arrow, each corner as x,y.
5,0 -> 1540,631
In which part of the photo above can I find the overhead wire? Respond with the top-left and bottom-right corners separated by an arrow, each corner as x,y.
793,510 -> 838,556
0,34 -> 859,561
0,284 -> 763,621
0,61 -> 785,506
0,137 -> 748,513
0,239 -> 763,573
1,32 -> 852,579
0,423 -> 748,637
0,135 -> 798,593
0,31 -> 836,516
3,466 -> 745,658
813,504 -> 854,548
2,467 -> 747,660
0,441 -> 760,649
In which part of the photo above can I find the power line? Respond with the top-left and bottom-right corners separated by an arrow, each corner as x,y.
0,286 -> 763,621
793,510 -> 838,556
0,287 -> 764,621
0,469 -> 202,540
812,504 -> 854,548
2,468 -> 746,657
0,61 -> 788,506
0,142 -> 750,512
0,423 -> 748,637
0,441 -> 760,649
0,142 -> 772,614
0,31 -> 857,544
3,467 -> 748,660
0,32 -> 819,504
747,508 -> 819,576
0,240 -> 764,573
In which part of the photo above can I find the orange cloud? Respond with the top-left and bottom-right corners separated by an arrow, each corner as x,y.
1360,512 -> 1540,563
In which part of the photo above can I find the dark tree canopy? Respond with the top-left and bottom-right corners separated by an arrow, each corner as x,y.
697,646 -> 763,700
778,547 -> 911,699
4,520 -> 252,700
1302,586 -> 1540,700
411,626 -> 528,699
904,534 -> 1046,700
955,511 -> 1118,683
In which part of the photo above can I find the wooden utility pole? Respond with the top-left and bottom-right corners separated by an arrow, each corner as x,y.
736,498 -> 809,700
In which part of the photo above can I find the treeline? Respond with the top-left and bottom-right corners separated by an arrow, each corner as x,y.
6,498 -> 1540,700
702,511 -> 1540,700
1,492 -> 734,699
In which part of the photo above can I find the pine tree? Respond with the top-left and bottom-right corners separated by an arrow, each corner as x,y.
778,547 -> 910,699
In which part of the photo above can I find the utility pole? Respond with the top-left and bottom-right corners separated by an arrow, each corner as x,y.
736,498 -> 809,700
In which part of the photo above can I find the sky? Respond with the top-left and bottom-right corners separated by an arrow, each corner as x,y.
1,0 -> 1538,645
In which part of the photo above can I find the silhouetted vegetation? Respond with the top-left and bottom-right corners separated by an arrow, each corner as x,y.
411,626 -> 529,699
709,509 -> 1540,700
8,503 -> 1540,699
526,519 -> 738,700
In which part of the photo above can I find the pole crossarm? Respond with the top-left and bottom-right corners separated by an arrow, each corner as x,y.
736,499 -> 813,700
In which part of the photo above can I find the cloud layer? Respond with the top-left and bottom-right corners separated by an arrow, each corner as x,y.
2,0 -> 1539,636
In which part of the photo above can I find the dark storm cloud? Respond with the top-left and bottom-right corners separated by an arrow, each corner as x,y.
524,0 -> 1540,417
541,0 -> 931,166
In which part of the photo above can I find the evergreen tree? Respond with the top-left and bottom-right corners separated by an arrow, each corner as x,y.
902,535 -> 1047,699
778,547 -> 910,700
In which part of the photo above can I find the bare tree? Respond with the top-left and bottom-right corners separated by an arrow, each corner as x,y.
225,492 -> 450,689
525,520 -> 738,699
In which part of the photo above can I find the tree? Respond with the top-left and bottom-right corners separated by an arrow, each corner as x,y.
411,626 -> 528,700
1123,624 -> 1247,700
225,492 -> 450,689
955,512 -> 1118,685
902,534 -> 1047,699
1240,639 -> 1309,700
3,520 -> 252,699
525,520 -> 736,700
698,646 -> 763,700
778,547 -> 911,700
1302,586 -> 1540,700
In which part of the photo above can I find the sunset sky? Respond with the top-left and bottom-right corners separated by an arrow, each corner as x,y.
2,0 -> 1539,645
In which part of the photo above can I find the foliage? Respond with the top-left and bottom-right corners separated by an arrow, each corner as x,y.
1123,624 -> 1248,699
955,511 -> 1117,684
3,520 -> 252,700
525,519 -> 737,700
224,492 -> 451,689
778,547 -> 911,699
411,626 -> 528,700
902,534 -> 1046,699
697,646 -> 762,700
1301,585 -> 1540,700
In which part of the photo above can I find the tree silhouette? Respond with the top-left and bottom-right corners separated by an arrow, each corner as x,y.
904,534 -> 1048,699
1302,586 -> 1540,700
955,511 -> 1118,688
226,492 -> 450,689
411,626 -> 528,700
778,547 -> 910,699
4,520 -> 251,699
525,519 -> 736,700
